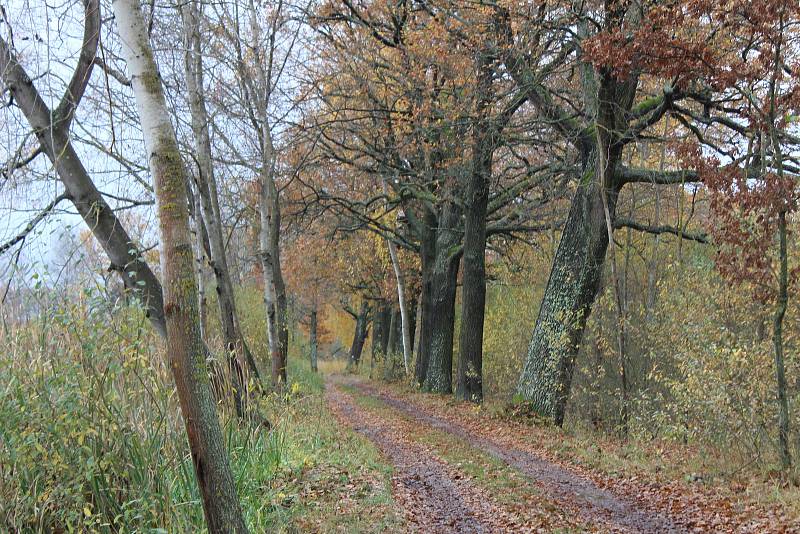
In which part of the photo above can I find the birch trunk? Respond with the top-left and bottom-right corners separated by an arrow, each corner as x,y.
259,177 -> 287,388
220,0 -> 289,390
189,182 -> 210,341
386,238 -> 412,375
381,180 -> 412,375
112,0 -> 247,530
259,192 -> 279,376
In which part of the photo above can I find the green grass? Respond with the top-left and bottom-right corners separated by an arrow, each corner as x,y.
236,360 -> 402,532
0,295 -> 401,532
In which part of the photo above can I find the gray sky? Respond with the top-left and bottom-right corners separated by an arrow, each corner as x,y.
1,0 -> 157,286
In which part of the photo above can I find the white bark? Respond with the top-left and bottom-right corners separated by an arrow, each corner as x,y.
381,179 -> 411,375
386,233 -> 411,375
0,0 -> 167,338
259,181 -> 280,361
112,0 -> 247,529
180,0 -> 262,384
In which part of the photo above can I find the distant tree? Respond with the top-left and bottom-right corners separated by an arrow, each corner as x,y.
308,1 -> 562,396
200,0 -> 302,390
283,222 -> 337,372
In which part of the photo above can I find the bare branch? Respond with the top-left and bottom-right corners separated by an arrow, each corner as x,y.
0,193 -> 69,255
614,217 -> 709,244
93,56 -> 131,87
616,166 -> 701,185
54,0 -> 101,127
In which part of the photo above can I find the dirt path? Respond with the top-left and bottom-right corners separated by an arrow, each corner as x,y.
326,376 -> 688,533
347,379 -> 684,533
332,377 -> 800,533
325,382 -> 555,533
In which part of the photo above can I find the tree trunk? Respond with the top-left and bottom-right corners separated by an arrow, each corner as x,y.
380,306 -> 392,356
387,307 -> 400,355
275,274 -> 289,386
236,0 -> 289,391
422,239 -> 460,393
422,256 -> 459,393
408,295 -> 418,356
258,170 -> 288,389
370,302 -> 391,364
412,294 -> 422,367
259,182 -> 285,389
414,215 -> 436,386
416,197 -> 462,394
259,235 -> 279,378
370,306 -> 382,363
348,300 -> 370,368
457,187 -> 488,402
181,0 -> 255,412
515,62 -> 632,426
188,182 -> 230,399
768,67 -> 791,469
590,325 -> 604,430
456,59 -> 493,402
190,189 -> 210,341
385,226 -> 412,375
113,0 -> 247,530
774,209 -> 791,469
309,307 -> 318,373
384,307 -> 400,378
516,172 -> 619,425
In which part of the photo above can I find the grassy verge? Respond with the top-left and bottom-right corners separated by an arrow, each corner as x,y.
229,360 -> 402,532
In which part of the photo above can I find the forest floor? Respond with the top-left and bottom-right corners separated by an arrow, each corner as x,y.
326,374 -> 799,533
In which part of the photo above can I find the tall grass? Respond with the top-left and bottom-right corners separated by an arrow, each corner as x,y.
0,287 -> 397,532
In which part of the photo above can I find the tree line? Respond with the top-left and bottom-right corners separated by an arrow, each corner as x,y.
1,0 -> 798,530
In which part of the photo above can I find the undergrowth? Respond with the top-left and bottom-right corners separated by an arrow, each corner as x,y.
0,291 -> 399,532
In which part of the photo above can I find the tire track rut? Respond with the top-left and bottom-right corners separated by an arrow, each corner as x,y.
352,381 -> 684,533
